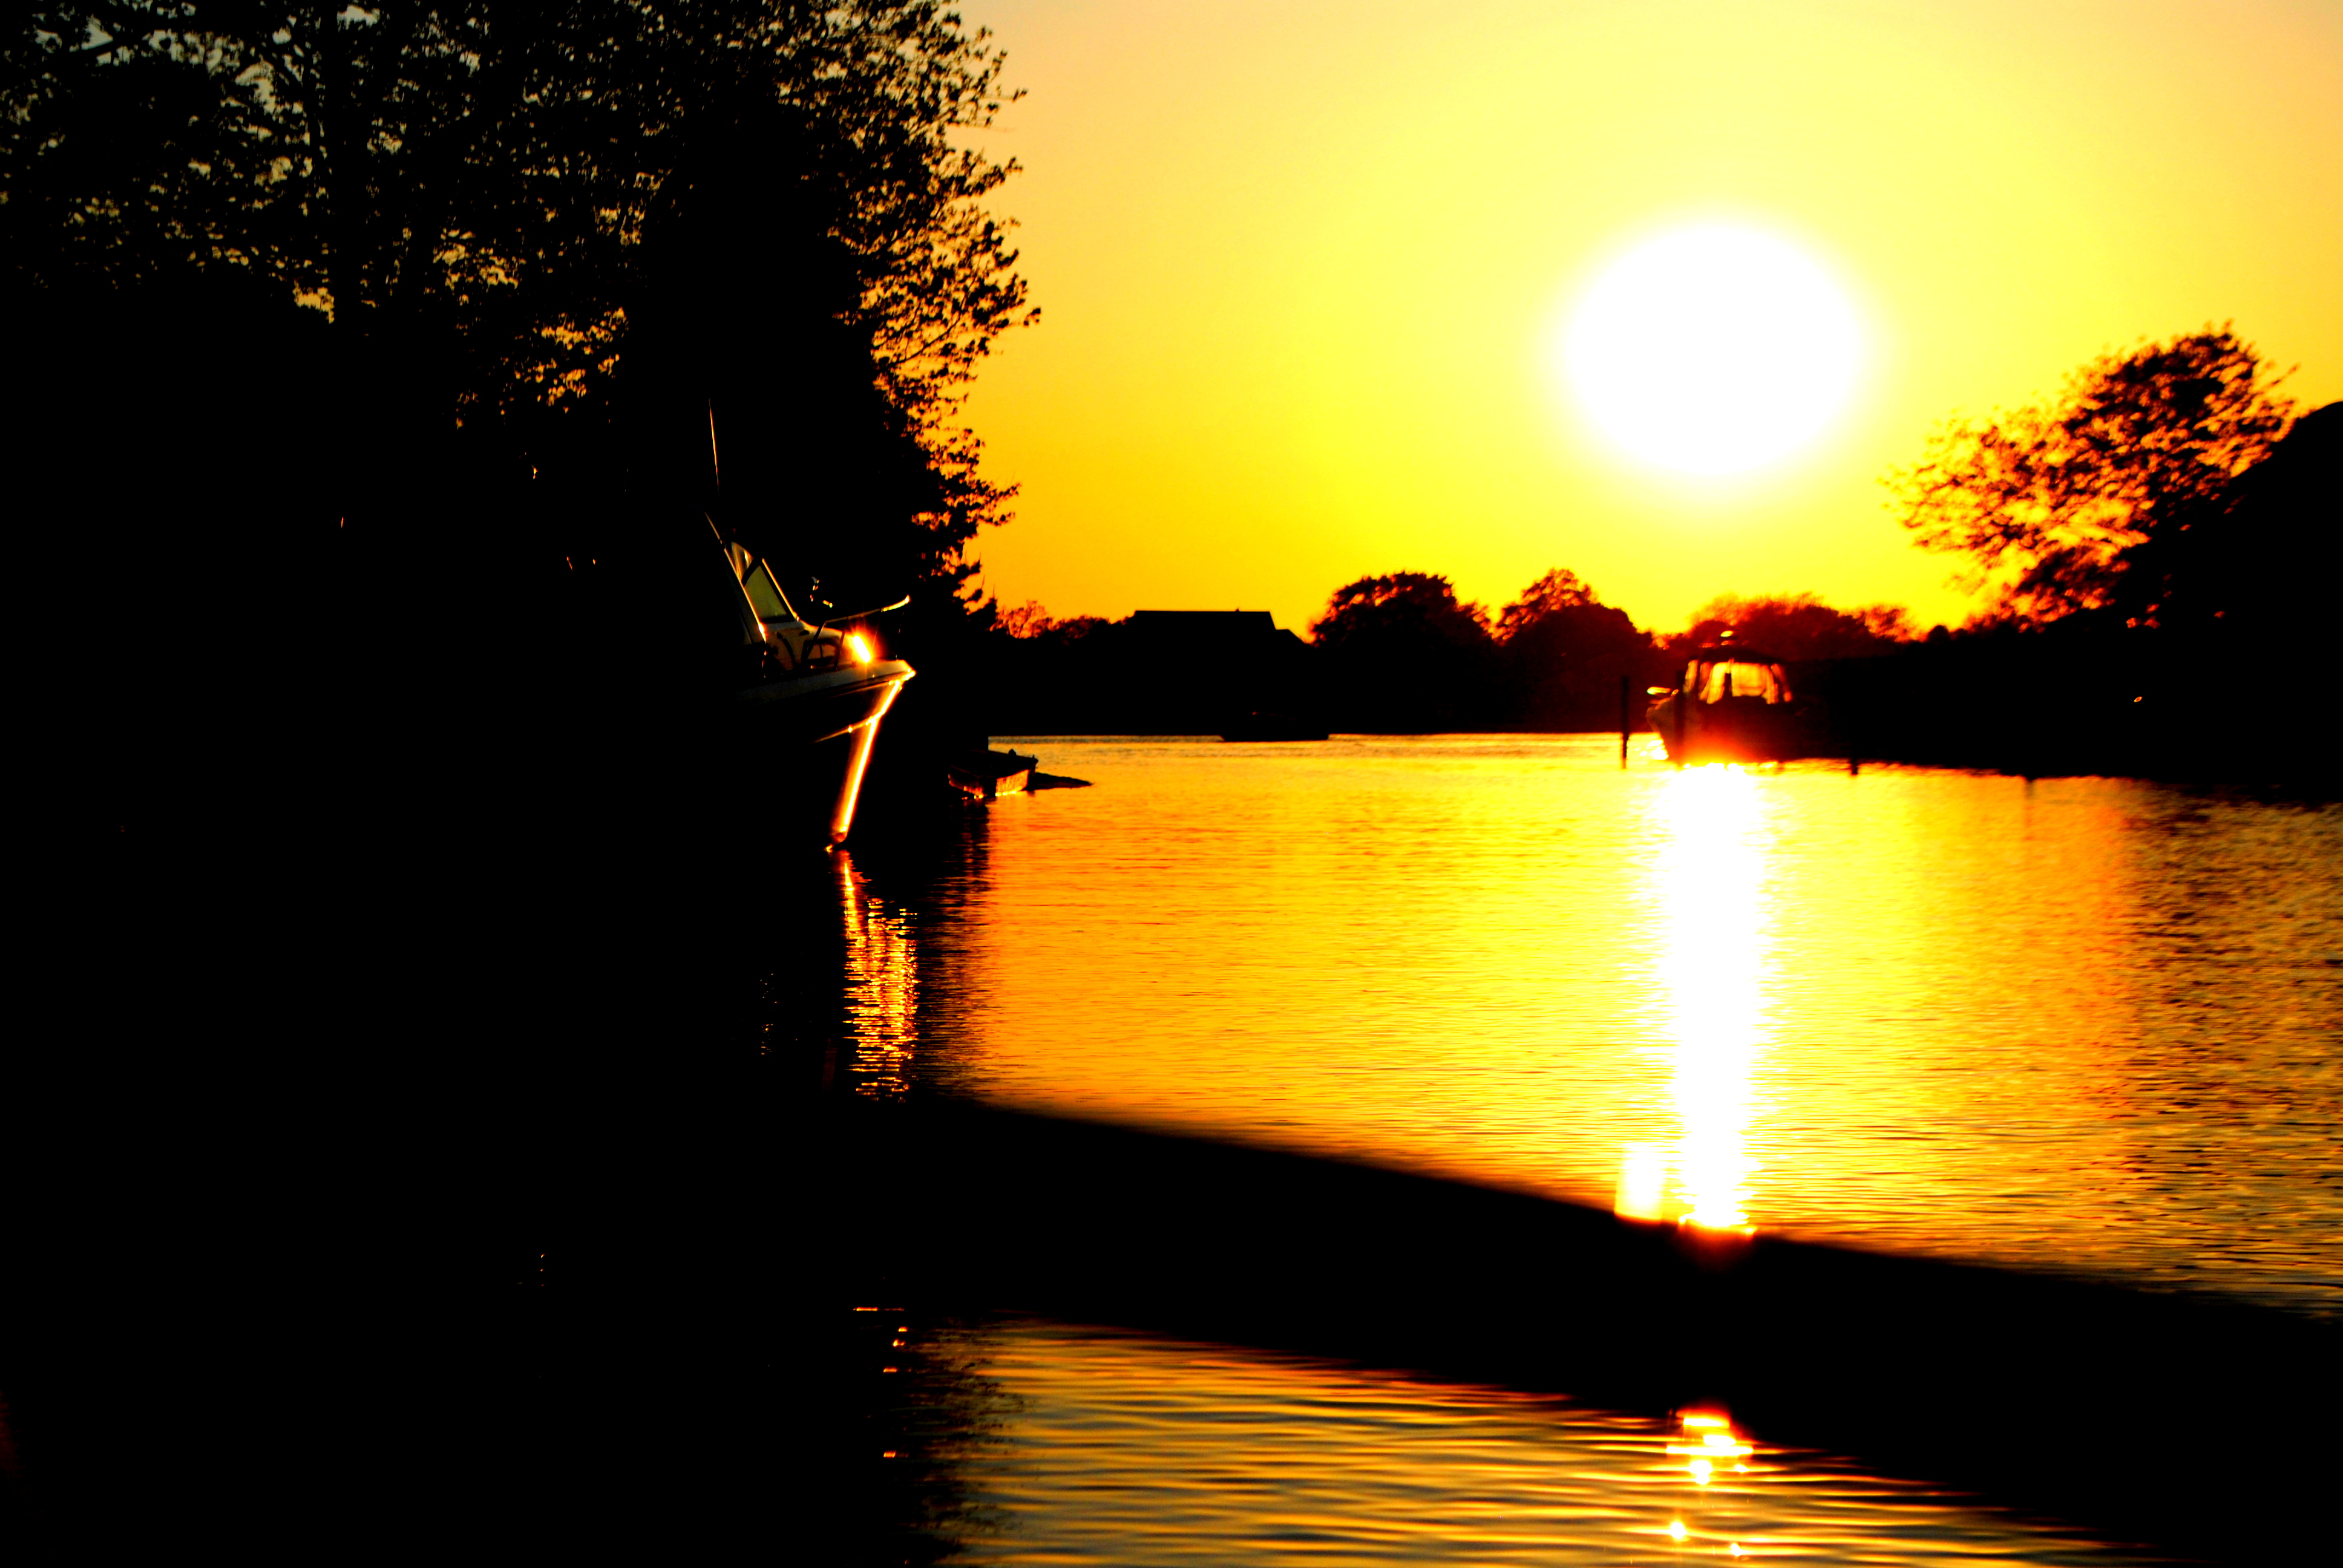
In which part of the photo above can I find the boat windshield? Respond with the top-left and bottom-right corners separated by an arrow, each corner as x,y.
744,559 -> 797,623
1691,659 -> 1790,704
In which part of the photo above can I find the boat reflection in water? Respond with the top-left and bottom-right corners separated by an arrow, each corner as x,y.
837,850 -> 922,1097
1620,763 -> 1774,1232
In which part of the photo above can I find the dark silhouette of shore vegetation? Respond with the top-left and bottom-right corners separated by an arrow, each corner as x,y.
981,575 -> 1918,737
9,1 -> 1038,838
985,328 -> 2335,786
4,2 -> 1044,1547
1869,329 -> 2336,783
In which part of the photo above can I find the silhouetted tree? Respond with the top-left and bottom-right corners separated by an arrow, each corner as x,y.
1888,327 -> 2295,627
3,2 -> 1032,613
994,601 -> 1058,638
1311,573 -> 1499,731
7,15 -> 1055,1538
1676,592 -> 1912,661
1314,572 -> 1491,648
1493,570 -> 1651,730
1491,567 -> 1600,638
2109,399 -> 2342,649
4,4 -> 1043,1124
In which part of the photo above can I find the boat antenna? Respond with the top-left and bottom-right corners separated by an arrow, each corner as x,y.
707,399 -> 723,500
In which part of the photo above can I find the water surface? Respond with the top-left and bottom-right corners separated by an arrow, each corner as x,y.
839,736 -> 2341,1313
878,1316 -> 2173,1566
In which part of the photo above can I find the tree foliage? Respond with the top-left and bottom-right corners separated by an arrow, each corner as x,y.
1888,327 -> 2295,626
1488,570 -> 1648,728
1492,568 -> 1600,638
1495,570 -> 1643,662
1309,573 -> 1498,731
1311,572 -> 1491,650
1679,593 -> 1912,662
1308,569 -> 1666,731
2,2 -> 1034,601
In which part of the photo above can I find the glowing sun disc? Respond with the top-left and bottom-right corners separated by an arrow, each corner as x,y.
1560,224 -> 1863,476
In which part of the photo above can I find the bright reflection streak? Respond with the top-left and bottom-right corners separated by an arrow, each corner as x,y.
838,851 -> 920,1096
1614,1142 -> 1668,1220
1629,765 -> 1774,1230
1671,1410 -> 1757,1512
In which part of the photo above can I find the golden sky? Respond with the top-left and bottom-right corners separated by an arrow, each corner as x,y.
952,0 -> 2343,636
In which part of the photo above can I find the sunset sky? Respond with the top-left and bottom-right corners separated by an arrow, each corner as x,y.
948,0 -> 2343,637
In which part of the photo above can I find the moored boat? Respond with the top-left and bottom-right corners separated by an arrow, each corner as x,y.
948,747 -> 1037,800
1648,637 -> 1810,763
718,534 -> 915,845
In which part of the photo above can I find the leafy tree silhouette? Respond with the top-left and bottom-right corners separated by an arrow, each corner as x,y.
1312,572 -> 1493,648
5,13 -> 1046,1544
1493,570 -> 1652,730
1311,573 -> 1499,731
1888,327 -> 2295,627
4,3 -> 1032,618
1677,593 -> 1912,662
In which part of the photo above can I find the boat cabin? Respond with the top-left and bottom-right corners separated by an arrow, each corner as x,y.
1681,647 -> 1792,705
723,540 -> 865,675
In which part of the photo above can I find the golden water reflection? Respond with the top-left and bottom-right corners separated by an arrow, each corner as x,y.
854,737 -> 2343,1312
922,1319 -> 2167,1564
1634,765 -> 1774,1232
837,851 -> 920,1097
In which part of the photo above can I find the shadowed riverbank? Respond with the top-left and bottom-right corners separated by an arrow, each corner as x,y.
795,1096 -> 2330,1564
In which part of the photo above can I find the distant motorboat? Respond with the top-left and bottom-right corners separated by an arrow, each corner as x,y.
1648,638 -> 1812,764
719,535 -> 914,846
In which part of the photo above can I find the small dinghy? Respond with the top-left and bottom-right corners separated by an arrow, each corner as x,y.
948,748 -> 1037,801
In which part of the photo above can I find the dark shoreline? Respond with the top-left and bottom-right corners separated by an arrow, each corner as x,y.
804,1096 -> 2333,1565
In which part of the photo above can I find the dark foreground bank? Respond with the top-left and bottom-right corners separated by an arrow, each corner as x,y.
795,1098 -> 2328,1565
5,1082 -> 2326,1562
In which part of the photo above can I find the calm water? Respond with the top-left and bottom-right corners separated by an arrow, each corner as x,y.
845,735 -> 2341,1312
879,1317 -> 2171,1566
823,736 -> 2339,1561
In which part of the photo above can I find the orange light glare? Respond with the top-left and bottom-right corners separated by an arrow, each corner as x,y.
847,632 -> 874,664
1668,1520 -> 1688,1543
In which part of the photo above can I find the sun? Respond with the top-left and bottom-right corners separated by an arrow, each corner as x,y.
1556,223 -> 1864,477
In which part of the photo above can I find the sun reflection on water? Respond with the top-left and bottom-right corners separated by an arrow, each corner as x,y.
1634,765 -> 1775,1231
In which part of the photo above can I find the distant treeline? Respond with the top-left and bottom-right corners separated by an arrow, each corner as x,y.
977,571 -> 1914,735
983,389 -> 2339,789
